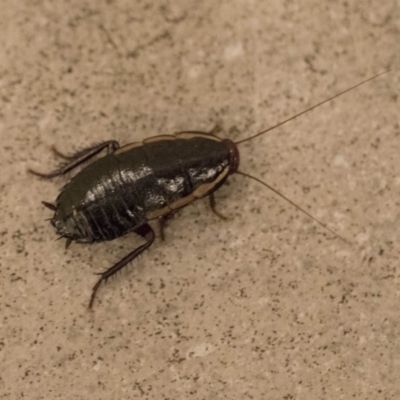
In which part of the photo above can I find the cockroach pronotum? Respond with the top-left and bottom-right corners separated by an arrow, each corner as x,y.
29,71 -> 388,308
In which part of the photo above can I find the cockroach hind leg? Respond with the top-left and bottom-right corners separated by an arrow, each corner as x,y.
53,141 -> 120,160
28,168 -> 52,179
31,140 -> 122,179
51,145 -> 76,160
88,224 -> 155,309
28,166 -> 68,179
42,201 -> 57,211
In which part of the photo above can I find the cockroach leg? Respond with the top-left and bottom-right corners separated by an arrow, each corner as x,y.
208,124 -> 222,136
51,146 -> 76,160
175,130 -> 211,135
158,210 -> 178,241
42,201 -> 57,211
209,193 -> 227,220
65,238 -> 72,250
28,140 -> 120,179
88,223 -> 155,309
174,124 -> 222,137
53,141 -> 120,160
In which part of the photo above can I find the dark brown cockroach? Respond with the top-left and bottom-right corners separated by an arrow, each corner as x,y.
29,71 -> 388,308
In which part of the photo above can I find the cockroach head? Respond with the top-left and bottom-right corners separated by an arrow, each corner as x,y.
223,139 -> 240,175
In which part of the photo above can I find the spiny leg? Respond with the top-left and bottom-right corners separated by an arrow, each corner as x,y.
158,210 -> 179,241
209,193 -> 227,220
51,146 -> 79,160
28,140 -> 120,179
51,146 -> 78,160
89,224 -> 155,309
51,141 -> 119,160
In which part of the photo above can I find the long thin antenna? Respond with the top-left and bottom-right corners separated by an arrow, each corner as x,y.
236,70 -> 389,145
237,170 -> 350,243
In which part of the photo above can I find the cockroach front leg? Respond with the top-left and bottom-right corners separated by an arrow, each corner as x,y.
89,223 -> 155,309
209,193 -> 228,220
28,140 -> 120,179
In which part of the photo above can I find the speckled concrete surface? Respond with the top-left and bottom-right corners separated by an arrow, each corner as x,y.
1,1 -> 399,399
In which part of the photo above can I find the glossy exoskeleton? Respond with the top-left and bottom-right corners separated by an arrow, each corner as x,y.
29,72 -> 387,308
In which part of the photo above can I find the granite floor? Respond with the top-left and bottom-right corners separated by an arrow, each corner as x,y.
1,1 -> 399,399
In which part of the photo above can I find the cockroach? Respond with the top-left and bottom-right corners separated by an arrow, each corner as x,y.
29,71 -> 388,308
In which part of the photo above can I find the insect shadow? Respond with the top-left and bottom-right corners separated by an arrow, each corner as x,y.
29,71 -> 388,308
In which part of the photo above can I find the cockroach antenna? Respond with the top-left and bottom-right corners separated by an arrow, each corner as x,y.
236,170 -> 350,243
236,70 -> 390,145
234,70 -> 390,243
